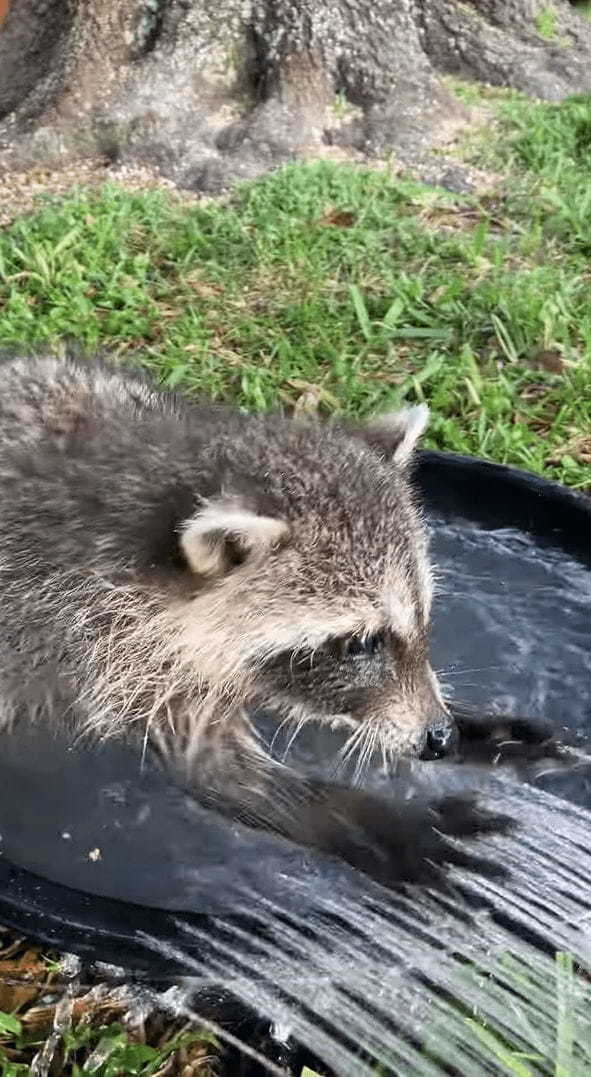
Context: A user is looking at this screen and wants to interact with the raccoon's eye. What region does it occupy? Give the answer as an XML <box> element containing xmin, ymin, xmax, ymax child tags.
<box><xmin>342</xmin><ymin>632</ymin><xmax>385</xmax><ymax>659</ymax></box>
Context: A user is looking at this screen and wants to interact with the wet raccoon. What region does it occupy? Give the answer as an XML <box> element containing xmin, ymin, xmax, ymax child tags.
<box><xmin>0</xmin><ymin>356</ymin><xmax>511</xmax><ymax>888</ymax></box>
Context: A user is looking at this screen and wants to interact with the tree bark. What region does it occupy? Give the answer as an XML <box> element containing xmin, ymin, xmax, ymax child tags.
<box><xmin>1</xmin><ymin>0</ymin><xmax>590</xmax><ymax>192</ymax></box>
<box><xmin>422</xmin><ymin>0</ymin><xmax>591</xmax><ymax>100</ymax></box>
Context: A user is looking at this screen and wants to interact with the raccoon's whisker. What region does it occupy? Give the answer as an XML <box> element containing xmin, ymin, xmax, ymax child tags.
<box><xmin>339</xmin><ymin>724</ymin><xmax>363</xmax><ymax>762</ymax></box>
<box><xmin>242</xmin><ymin>708</ymin><xmax>265</xmax><ymax>743</ymax></box>
<box><xmin>340</xmin><ymin>723</ymin><xmax>369</xmax><ymax>767</ymax></box>
<box><xmin>268</xmin><ymin>711</ymin><xmax>299</xmax><ymax>755</ymax></box>
<box><xmin>281</xmin><ymin>713</ymin><xmax>309</xmax><ymax>762</ymax></box>
<box><xmin>350</xmin><ymin>735</ymin><xmax>368</xmax><ymax>783</ymax></box>
<box><xmin>442</xmin><ymin>681</ymin><xmax>479</xmax><ymax>692</ymax></box>
<box><xmin>351</xmin><ymin>725</ymin><xmax>378</xmax><ymax>784</ymax></box>
<box><xmin>435</xmin><ymin>666</ymin><xmax>504</xmax><ymax>678</ymax></box>
<box><xmin>308</xmin><ymin>645</ymin><xmax>321</xmax><ymax>670</ymax></box>
<box><xmin>140</xmin><ymin>714</ymin><xmax>156</xmax><ymax>770</ymax></box>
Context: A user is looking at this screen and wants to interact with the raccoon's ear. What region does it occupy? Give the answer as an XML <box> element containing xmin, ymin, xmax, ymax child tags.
<box><xmin>180</xmin><ymin>499</ymin><xmax>289</xmax><ymax>577</ymax></box>
<box><xmin>358</xmin><ymin>404</ymin><xmax>429</xmax><ymax>465</ymax></box>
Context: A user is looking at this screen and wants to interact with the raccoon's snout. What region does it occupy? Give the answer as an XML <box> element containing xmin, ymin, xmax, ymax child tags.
<box><xmin>419</xmin><ymin>717</ymin><xmax>459</xmax><ymax>761</ymax></box>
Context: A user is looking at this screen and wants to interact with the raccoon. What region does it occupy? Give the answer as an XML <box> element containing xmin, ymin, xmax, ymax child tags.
<box><xmin>0</xmin><ymin>355</ymin><xmax>511</xmax><ymax>888</ymax></box>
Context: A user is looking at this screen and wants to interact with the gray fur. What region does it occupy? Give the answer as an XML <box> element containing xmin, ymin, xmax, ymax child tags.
<box><xmin>0</xmin><ymin>356</ymin><xmax>509</xmax><ymax>887</ymax></box>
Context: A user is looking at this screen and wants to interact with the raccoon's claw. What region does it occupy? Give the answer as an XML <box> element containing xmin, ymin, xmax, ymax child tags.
<box><xmin>451</xmin><ymin>704</ymin><xmax>561</xmax><ymax>766</ymax></box>
<box><xmin>394</xmin><ymin>794</ymin><xmax>512</xmax><ymax>887</ymax></box>
<box><xmin>307</xmin><ymin>785</ymin><xmax>512</xmax><ymax>890</ymax></box>
<box><xmin>433</xmin><ymin>794</ymin><xmax>514</xmax><ymax>838</ymax></box>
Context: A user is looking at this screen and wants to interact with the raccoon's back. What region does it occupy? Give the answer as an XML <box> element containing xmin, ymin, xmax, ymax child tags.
<box><xmin>0</xmin><ymin>356</ymin><xmax>204</xmax><ymax>729</ymax></box>
<box><xmin>0</xmin><ymin>356</ymin><xmax>214</xmax><ymax>576</ymax></box>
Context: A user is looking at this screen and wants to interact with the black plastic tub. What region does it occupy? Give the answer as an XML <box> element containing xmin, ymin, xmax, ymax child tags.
<box><xmin>0</xmin><ymin>450</ymin><xmax>590</xmax><ymax>1072</ymax></box>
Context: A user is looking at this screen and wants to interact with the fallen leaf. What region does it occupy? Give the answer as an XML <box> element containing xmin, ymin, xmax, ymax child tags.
<box><xmin>287</xmin><ymin>379</ymin><xmax>339</xmax><ymax>415</ymax></box>
<box><xmin>314</xmin><ymin>205</ymin><xmax>356</xmax><ymax>228</ymax></box>
<box><xmin>428</xmin><ymin>284</ymin><xmax>449</xmax><ymax>304</ymax></box>
<box><xmin>518</xmin><ymin>382</ymin><xmax>551</xmax><ymax>403</ymax></box>
<box><xmin>419</xmin><ymin>204</ymin><xmax>503</xmax><ymax>234</ymax></box>
<box><xmin>546</xmin><ymin>435</ymin><xmax>591</xmax><ymax>466</ymax></box>
<box><xmin>527</xmin><ymin>349</ymin><xmax>567</xmax><ymax>374</ymax></box>
<box><xmin>185</xmin><ymin>277</ymin><xmax>224</xmax><ymax>300</ymax></box>
<box><xmin>0</xmin><ymin>947</ymin><xmax>48</xmax><ymax>1013</ymax></box>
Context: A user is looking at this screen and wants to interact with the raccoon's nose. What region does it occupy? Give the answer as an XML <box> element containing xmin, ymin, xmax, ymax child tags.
<box><xmin>420</xmin><ymin>719</ymin><xmax>459</xmax><ymax>760</ymax></box>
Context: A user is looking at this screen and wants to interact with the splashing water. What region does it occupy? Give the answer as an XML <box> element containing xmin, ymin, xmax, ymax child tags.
<box><xmin>1</xmin><ymin>518</ymin><xmax>591</xmax><ymax>1073</ymax></box>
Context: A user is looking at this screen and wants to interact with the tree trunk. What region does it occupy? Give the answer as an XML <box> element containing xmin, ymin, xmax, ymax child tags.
<box><xmin>1</xmin><ymin>0</ymin><xmax>590</xmax><ymax>193</ymax></box>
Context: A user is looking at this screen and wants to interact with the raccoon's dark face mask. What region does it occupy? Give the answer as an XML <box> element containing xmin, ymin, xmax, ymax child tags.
<box><xmin>254</xmin><ymin>624</ymin><xmax>448</xmax><ymax>760</ymax></box>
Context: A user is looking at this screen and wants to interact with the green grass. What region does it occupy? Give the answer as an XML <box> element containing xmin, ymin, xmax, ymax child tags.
<box><xmin>535</xmin><ymin>5</ymin><xmax>559</xmax><ymax>40</ymax></box>
<box><xmin>422</xmin><ymin>951</ymin><xmax>591</xmax><ymax>1077</ymax></box>
<box><xmin>1</xmin><ymin>97</ymin><xmax>591</xmax><ymax>488</ymax></box>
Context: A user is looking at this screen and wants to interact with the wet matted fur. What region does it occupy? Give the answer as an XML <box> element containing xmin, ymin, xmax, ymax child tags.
<box><xmin>0</xmin><ymin>356</ymin><xmax>512</xmax><ymax>887</ymax></box>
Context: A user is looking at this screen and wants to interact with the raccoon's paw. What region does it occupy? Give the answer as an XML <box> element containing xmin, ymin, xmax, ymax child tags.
<box><xmin>452</xmin><ymin>705</ymin><xmax>560</xmax><ymax>766</ymax></box>
<box><xmin>384</xmin><ymin>793</ymin><xmax>513</xmax><ymax>888</ymax></box>
<box><xmin>311</xmin><ymin>786</ymin><xmax>513</xmax><ymax>890</ymax></box>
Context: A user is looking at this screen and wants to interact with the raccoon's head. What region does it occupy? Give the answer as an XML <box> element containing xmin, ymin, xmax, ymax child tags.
<box><xmin>173</xmin><ymin>405</ymin><xmax>455</xmax><ymax>763</ymax></box>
